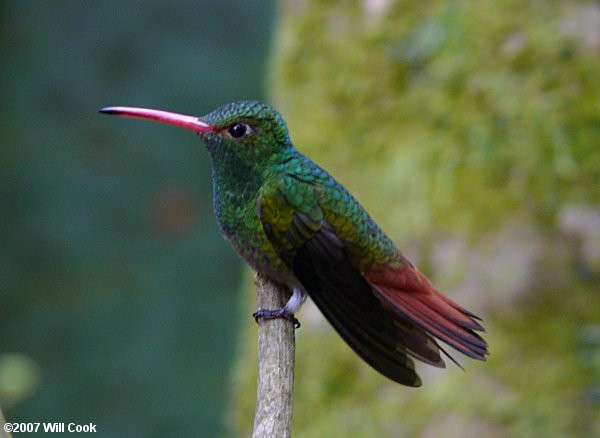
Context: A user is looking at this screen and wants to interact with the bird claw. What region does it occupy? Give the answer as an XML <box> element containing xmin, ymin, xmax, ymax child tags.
<box><xmin>253</xmin><ymin>308</ymin><xmax>301</xmax><ymax>329</ymax></box>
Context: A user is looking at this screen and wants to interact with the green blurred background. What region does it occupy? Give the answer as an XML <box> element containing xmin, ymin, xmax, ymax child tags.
<box><xmin>2</xmin><ymin>1</ymin><xmax>600</xmax><ymax>437</ymax></box>
<box><xmin>1</xmin><ymin>1</ymin><xmax>274</xmax><ymax>436</ymax></box>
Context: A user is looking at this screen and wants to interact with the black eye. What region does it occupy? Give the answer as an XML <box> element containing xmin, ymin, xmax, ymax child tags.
<box><xmin>228</xmin><ymin>123</ymin><xmax>248</xmax><ymax>139</ymax></box>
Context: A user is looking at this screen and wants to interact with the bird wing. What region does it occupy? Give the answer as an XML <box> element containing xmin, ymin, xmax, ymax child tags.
<box><xmin>257</xmin><ymin>174</ymin><xmax>450</xmax><ymax>386</ymax></box>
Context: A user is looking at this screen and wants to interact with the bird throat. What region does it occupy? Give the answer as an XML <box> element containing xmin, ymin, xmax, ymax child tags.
<box><xmin>204</xmin><ymin>139</ymin><xmax>265</xmax><ymax>242</ymax></box>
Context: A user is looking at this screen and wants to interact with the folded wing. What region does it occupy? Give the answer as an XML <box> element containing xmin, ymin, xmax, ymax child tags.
<box><xmin>257</xmin><ymin>177</ymin><xmax>481</xmax><ymax>385</ymax></box>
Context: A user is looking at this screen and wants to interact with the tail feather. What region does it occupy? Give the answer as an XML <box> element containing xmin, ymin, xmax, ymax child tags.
<box><xmin>365</xmin><ymin>264</ymin><xmax>489</xmax><ymax>362</ymax></box>
<box><xmin>420</xmin><ymin>292</ymin><xmax>486</xmax><ymax>331</ymax></box>
<box><xmin>377</xmin><ymin>288</ymin><xmax>488</xmax><ymax>360</ymax></box>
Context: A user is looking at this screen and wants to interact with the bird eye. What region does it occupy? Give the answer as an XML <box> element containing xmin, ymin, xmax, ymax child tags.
<box><xmin>227</xmin><ymin>123</ymin><xmax>249</xmax><ymax>139</ymax></box>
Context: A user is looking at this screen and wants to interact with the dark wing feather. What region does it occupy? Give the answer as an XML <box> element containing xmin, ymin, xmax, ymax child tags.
<box><xmin>258</xmin><ymin>180</ymin><xmax>446</xmax><ymax>386</ymax></box>
<box><xmin>292</xmin><ymin>222</ymin><xmax>443</xmax><ymax>386</ymax></box>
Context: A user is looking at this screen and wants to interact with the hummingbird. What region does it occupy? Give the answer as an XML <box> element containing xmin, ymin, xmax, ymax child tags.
<box><xmin>99</xmin><ymin>101</ymin><xmax>488</xmax><ymax>386</ymax></box>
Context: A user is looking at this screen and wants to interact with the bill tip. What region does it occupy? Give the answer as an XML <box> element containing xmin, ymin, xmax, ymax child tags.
<box><xmin>98</xmin><ymin>107</ymin><xmax>119</xmax><ymax>115</ymax></box>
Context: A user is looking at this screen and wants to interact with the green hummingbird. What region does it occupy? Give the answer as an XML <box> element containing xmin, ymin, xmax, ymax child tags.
<box><xmin>100</xmin><ymin>101</ymin><xmax>488</xmax><ymax>386</ymax></box>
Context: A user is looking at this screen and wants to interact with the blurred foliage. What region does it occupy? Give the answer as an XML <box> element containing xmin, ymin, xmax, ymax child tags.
<box><xmin>230</xmin><ymin>0</ymin><xmax>600</xmax><ymax>437</ymax></box>
<box><xmin>0</xmin><ymin>1</ymin><xmax>274</xmax><ymax>436</ymax></box>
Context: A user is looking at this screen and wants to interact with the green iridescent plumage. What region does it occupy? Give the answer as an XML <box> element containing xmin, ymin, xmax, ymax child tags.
<box><xmin>101</xmin><ymin>100</ymin><xmax>488</xmax><ymax>386</ymax></box>
<box><xmin>198</xmin><ymin>102</ymin><xmax>399</xmax><ymax>278</ymax></box>
<box><xmin>257</xmin><ymin>156</ymin><xmax>400</xmax><ymax>274</ymax></box>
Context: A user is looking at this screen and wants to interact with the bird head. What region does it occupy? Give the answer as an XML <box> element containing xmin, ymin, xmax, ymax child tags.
<box><xmin>99</xmin><ymin>101</ymin><xmax>294</xmax><ymax>166</ymax></box>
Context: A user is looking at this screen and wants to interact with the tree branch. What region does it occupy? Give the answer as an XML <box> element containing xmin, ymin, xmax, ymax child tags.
<box><xmin>252</xmin><ymin>273</ymin><xmax>295</xmax><ymax>438</ymax></box>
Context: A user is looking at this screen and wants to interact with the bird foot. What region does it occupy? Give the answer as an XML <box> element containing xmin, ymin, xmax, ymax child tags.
<box><xmin>253</xmin><ymin>308</ymin><xmax>301</xmax><ymax>329</ymax></box>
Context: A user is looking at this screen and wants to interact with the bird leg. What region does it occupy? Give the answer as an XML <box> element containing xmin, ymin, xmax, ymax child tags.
<box><xmin>253</xmin><ymin>286</ymin><xmax>306</xmax><ymax>329</ymax></box>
